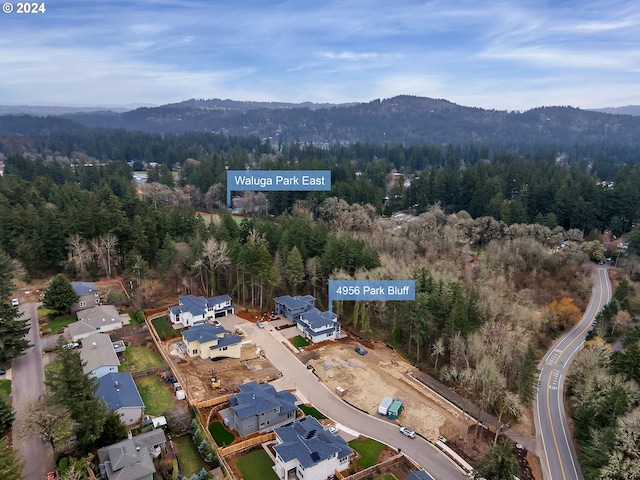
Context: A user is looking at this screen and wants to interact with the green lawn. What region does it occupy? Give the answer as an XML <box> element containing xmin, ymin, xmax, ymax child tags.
<box><xmin>298</xmin><ymin>404</ymin><xmax>327</xmax><ymax>420</ymax></box>
<box><xmin>151</xmin><ymin>316</ymin><xmax>176</xmax><ymax>339</ymax></box>
<box><xmin>46</xmin><ymin>315</ymin><xmax>76</xmax><ymax>335</ymax></box>
<box><xmin>349</xmin><ymin>438</ymin><xmax>386</xmax><ymax>468</ymax></box>
<box><xmin>291</xmin><ymin>335</ymin><xmax>310</xmax><ymax>348</ymax></box>
<box><xmin>208</xmin><ymin>421</ymin><xmax>235</xmax><ymax>447</ymax></box>
<box><xmin>174</xmin><ymin>435</ymin><xmax>208</xmax><ymax>478</ymax></box>
<box><xmin>0</xmin><ymin>380</ymin><xmax>11</xmax><ymax>395</ymax></box>
<box><xmin>119</xmin><ymin>347</ymin><xmax>163</xmax><ymax>372</ymax></box>
<box><xmin>236</xmin><ymin>449</ymin><xmax>279</xmax><ymax>480</ymax></box>
<box><xmin>135</xmin><ymin>376</ymin><xmax>174</xmax><ymax>417</ymax></box>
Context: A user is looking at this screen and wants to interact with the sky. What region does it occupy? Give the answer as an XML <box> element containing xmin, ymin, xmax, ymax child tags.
<box><xmin>0</xmin><ymin>0</ymin><xmax>638</xmax><ymax>111</ymax></box>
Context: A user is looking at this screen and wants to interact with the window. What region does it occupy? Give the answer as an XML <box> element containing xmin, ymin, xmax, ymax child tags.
<box><xmin>340</xmin><ymin>457</ymin><xmax>348</xmax><ymax>465</ymax></box>
<box><xmin>79</xmin><ymin>301</ymin><xmax>86</xmax><ymax>308</ymax></box>
<box><xmin>220</xmin><ymin>346</ymin><xmax>227</xmax><ymax>351</ymax></box>
<box><xmin>192</xmin><ymin>349</ymin><xmax>198</xmax><ymax>355</ymax></box>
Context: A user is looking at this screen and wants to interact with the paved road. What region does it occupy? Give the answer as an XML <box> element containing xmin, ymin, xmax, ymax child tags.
<box><xmin>218</xmin><ymin>315</ymin><xmax>467</xmax><ymax>480</ymax></box>
<box><xmin>534</xmin><ymin>267</ymin><xmax>612</xmax><ymax>480</ymax></box>
<box><xmin>11</xmin><ymin>302</ymin><xmax>54</xmax><ymax>480</ymax></box>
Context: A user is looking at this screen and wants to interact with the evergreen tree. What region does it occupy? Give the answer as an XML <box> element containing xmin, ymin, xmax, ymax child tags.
<box><xmin>0</xmin><ymin>435</ymin><xmax>24</xmax><ymax>480</ymax></box>
<box><xmin>0</xmin><ymin>302</ymin><xmax>31</xmax><ymax>364</ymax></box>
<box><xmin>474</xmin><ymin>439</ymin><xmax>520</xmax><ymax>480</ymax></box>
<box><xmin>0</xmin><ymin>394</ymin><xmax>15</xmax><ymax>433</ymax></box>
<box><xmin>45</xmin><ymin>338</ymin><xmax>108</xmax><ymax>450</ymax></box>
<box><xmin>284</xmin><ymin>246</ymin><xmax>305</xmax><ymax>295</ymax></box>
<box><xmin>43</xmin><ymin>274</ymin><xmax>79</xmax><ymax>315</ymax></box>
<box><xmin>97</xmin><ymin>410</ymin><xmax>128</xmax><ymax>447</ymax></box>
<box><xmin>517</xmin><ymin>343</ymin><xmax>540</xmax><ymax>403</ymax></box>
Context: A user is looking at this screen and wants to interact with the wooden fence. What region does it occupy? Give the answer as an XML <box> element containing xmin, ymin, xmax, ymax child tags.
<box><xmin>217</xmin><ymin>432</ymin><xmax>276</xmax><ymax>457</ymax></box>
<box><xmin>338</xmin><ymin>454</ymin><xmax>406</xmax><ymax>480</ymax></box>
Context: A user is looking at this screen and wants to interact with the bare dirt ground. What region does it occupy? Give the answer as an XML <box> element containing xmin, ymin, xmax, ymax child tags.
<box><xmin>307</xmin><ymin>340</ymin><xmax>471</xmax><ymax>442</ymax></box>
<box><xmin>165</xmin><ymin>338</ymin><xmax>281</xmax><ymax>402</ymax></box>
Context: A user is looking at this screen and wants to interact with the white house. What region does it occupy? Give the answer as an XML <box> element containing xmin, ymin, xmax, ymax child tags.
<box><xmin>274</xmin><ymin>295</ymin><xmax>340</xmax><ymax>344</ymax></box>
<box><xmin>168</xmin><ymin>295</ymin><xmax>234</xmax><ymax>328</ymax></box>
<box><xmin>80</xmin><ymin>333</ymin><xmax>120</xmax><ymax>378</ymax></box>
<box><xmin>68</xmin><ymin>305</ymin><xmax>123</xmax><ymax>341</ymax></box>
<box><xmin>273</xmin><ymin>416</ymin><xmax>353</xmax><ymax>480</ymax></box>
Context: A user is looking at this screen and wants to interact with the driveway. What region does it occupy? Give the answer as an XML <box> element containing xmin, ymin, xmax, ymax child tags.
<box><xmin>217</xmin><ymin>315</ymin><xmax>467</xmax><ymax>480</ymax></box>
<box><xmin>11</xmin><ymin>302</ymin><xmax>55</xmax><ymax>480</ymax></box>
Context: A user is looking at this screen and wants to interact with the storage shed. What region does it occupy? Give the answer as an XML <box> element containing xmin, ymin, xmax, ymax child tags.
<box><xmin>388</xmin><ymin>399</ymin><xmax>404</xmax><ymax>419</ymax></box>
<box><xmin>378</xmin><ymin>397</ymin><xmax>393</xmax><ymax>415</ymax></box>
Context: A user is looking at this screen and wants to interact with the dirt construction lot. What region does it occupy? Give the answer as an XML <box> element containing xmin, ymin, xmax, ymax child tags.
<box><xmin>308</xmin><ymin>341</ymin><xmax>471</xmax><ymax>442</ymax></box>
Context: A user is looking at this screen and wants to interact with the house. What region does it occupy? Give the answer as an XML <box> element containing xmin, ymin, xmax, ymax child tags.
<box><xmin>96</xmin><ymin>372</ymin><xmax>145</xmax><ymax>426</ymax></box>
<box><xmin>227</xmin><ymin>381</ymin><xmax>297</xmax><ymax>437</ymax></box>
<box><xmin>273</xmin><ymin>416</ymin><xmax>353</xmax><ymax>480</ymax></box>
<box><xmin>68</xmin><ymin>305</ymin><xmax>123</xmax><ymax>341</ymax></box>
<box><xmin>80</xmin><ymin>333</ymin><xmax>120</xmax><ymax>378</ymax></box>
<box><xmin>406</xmin><ymin>471</ymin><xmax>434</xmax><ymax>480</ymax></box>
<box><xmin>274</xmin><ymin>295</ymin><xmax>341</xmax><ymax>343</ymax></box>
<box><xmin>70</xmin><ymin>281</ymin><xmax>100</xmax><ymax>314</ymax></box>
<box><xmin>181</xmin><ymin>323</ymin><xmax>242</xmax><ymax>360</ymax></box>
<box><xmin>98</xmin><ymin>429</ymin><xmax>166</xmax><ymax>480</ymax></box>
<box><xmin>168</xmin><ymin>294</ymin><xmax>234</xmax><ymax>327</ymax></box>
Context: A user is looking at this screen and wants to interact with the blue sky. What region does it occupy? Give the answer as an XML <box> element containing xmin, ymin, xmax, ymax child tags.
<box><xmin>0</xmin><ymin>0</ymin><xmax>638</xmax><ymax>110</ymax></box>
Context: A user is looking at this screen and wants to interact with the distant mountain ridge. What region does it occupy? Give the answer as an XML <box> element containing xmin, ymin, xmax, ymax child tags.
<box><xmin>592</xmin><ymin>106</ymin><xmax>640</xmax><ymax>116</ymax></box>
<box><xmin>2</xmin><ymin>96</ymin><xmax>639</xmax><ymax>147</ymax></box>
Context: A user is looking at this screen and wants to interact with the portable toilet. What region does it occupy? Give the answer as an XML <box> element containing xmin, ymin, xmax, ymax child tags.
<box><xmin>378</xmin><ymin>397</ymin><xmax>393</xmax><ymax>415</ymax></box>
<box><xmin>388</xmin><ymin>399</ymin><xmax>404</xmax><ymax>419</ymax></box>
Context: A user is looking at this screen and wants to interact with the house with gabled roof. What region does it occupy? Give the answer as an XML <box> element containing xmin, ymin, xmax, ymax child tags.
<box><xmin>80</xmin><ymin>333</ymin><xmax>120</xmax><ymax>378</ymax></box>
<box><xmin>181</xmin><ymin>323</ymin><xmax>242</xmax><ymax>360</ymax></box>
<box><xmin>97</xmin><ymin>429</ymin><xmax>166</xmax><ymax>480</ymax></box>
<box><xmin>68</xmin><ymin>305</ymin><xmax>123</xmax><ymax>341</ymax></box>
<box><xmin>274</xmin><ymin>295</ymin><xmax>341</xmax><ymax>343</ymax></box>
<box><xmin>70</xmin><ymin>281</ymin><xmax>101</xmax><ymax>314</ymax></box>
<box><xmin>273</xmin><ymin>416</ymin><xmax>353</xmax><ymax>480</ymax></box>
<box><xmin>168</xmin><ymin>294</ymin><xmax>234</xmax><ymax>327</ymax></box>
<box><xmin>227</xmin><ymin>381</ymin><xmax>297</xmax><ymax>437</ymax></box>
<box><xmin>96</xmin><ymin>372</ymin><xmax>145</xmax><ymax>426</ymax></box>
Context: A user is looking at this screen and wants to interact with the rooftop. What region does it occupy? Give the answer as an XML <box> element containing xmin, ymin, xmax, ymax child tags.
<box><xmin>80</xmin><ymin>333</ymin><xmax>120</xmax><ymax>375</ymax></box>
<box><xmin>229</xmin><ymin>381</ymin><xmax>297</xmax><ymax>420</ymax></box>
<box><xmin>96</xmin><ymin>372</ymin><xmax>144</xmax><ymax>412</ymax></box>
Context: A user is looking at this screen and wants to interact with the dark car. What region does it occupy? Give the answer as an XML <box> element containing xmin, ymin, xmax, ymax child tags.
<box><xmin>0</xmin><ymin>369</ymin><xmax>6</xmax><ymax>376</ymax></box>
<box><xmin>355</xmin><ymin>347</ymin><xmax>367</xmax><ymax>355</ymax></box>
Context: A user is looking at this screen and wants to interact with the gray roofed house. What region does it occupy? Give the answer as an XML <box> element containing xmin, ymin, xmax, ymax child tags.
<box><xmin>274</xmin><ymin>295</ymin><xmax>341</xmax><ymax>344</ymax></box>
<box><xmin>227</xmin><ymin>381</ymin><xmax>297</xmax><ymax>437</ymax></box>
<box><xmin>406</xmin><ymin>471</ymin><xmax>435</xmax><ymax>480</ymax></box>
<box><xmin>96</xmin><ymin>372</ymin><xmax>144</xmax><ymax>426</ymax></box>
<box><xmin>168</xmin><ymin>294</ymin><xmax>234</xmax><ymax>328</ymax></box>
<box><xmin>181</xmin><ymin>323</ymin><xmax>242</xmax><ymax>360</ymax></box>
<box><xmin>98</xmin><ymin>429</ymin><xmax>166</xmax><ymax>480</ymax></box>
<box><xmin>80</xmin><ymin>333</ymin><xmax>120</xmax><ymax>378</ymax></box>
<box><xmin>273</xmin><ymin>416</ymin><xmax>353</xmax><ymax>480</ymax></box>
<box><xmin>70</xmin><ymin>281</ymin><xmax>101</xmax><ymax>314</ymax></box>
<box><xmin>68</xmin><ymin>305</ymin><xmax>123</xmax><ymax>341</ymax></box>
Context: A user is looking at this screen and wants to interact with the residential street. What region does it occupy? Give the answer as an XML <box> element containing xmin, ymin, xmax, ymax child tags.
<box><xmin>11</xmin><ymin>302</ymin><xmax>54</xmax><ymax>480</ymax></box>
<box><xmin>217</xmin><ymin>315</ymin><xmax>468</xmax><ymax>480</ymax></box>
<box><xmin>534</xmin><ymin>266</ymin><xmax>612</xmax><ymax>480</ymax></box>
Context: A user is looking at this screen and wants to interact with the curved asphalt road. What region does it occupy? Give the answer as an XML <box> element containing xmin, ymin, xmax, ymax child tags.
<box><xmin>534</xmin><ymin>267</ymin><xmax>611</xmax><ymax>480</ymax></box>
<box><xmin>218</xmin><ymin>315</ymin><xmax>467</xmax><ymax>480</ymax></box>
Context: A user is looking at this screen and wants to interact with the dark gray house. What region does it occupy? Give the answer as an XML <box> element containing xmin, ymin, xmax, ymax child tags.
<box><xmin>98</xmin><ymin>429</ymin><xmax>166</xmax><ymax>480</ymax></box>
<box><xmin>228</xmin><ymin>381</ymin><xmax>297</xmax><ymax>437</ymax></box>
<box><xmin>70</xmin><ymin>281</ymin><xmax>100</xmax><ymax>314</ymax></box>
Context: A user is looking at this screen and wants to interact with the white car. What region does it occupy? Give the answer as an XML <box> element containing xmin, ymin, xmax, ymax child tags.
<box><xmin>399</xmin><ymin>426</ymin><xmax>416</xmax><ymax>438</ymax></box>
<box><xmin>11</xmin><ymin>298</ymin><xmax>19</xmax><ymax>307</ymax></box>
<box><xmin>328</xmin><ymin>425</ymin><xmax>339</xmax><ymax>434</ymax></box>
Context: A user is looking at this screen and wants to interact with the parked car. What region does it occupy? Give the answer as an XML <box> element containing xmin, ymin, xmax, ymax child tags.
<box><xmin>11</xmin><ymin>298</ymin><xmax>19</xmax><ymax>307</ymax></box>
<box><xmin>399</xmin><ymin>426</ymin><xmax>416</xmax><ymax>438</ymax></box>
<box><xmin>257</xmin><ymin>321</ymin><xmax>264</xmax><ymax>328</ymax></box>
<box><xmin>46</xmin><ymin>472</ymin><xmax>56</xmax><ymax>480</ymax></box>
<box><xmin>354</xmin><ymin>346</ymin><xmax>367</xmax><ymax>355</ymax></box>
<box><xmin>0</xmin><ymin>369</ymin><xmax>6</xmax><ymax>375</ymax></box>
<box><xmin>328</xmin><ymin>425</ymin><xmax>339</xmax><ymax>434</ymax></box>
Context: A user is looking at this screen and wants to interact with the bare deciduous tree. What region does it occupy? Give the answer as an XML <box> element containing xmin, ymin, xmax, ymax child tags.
<box><xmin>68</xmin><ymin>234</ymin><xmax>90</xmax><ymax>279</ymax></box>
<box><xmin>18</xmin><ymin>399</ymin><xmax>74</xmax><ymax>452</ymax></box>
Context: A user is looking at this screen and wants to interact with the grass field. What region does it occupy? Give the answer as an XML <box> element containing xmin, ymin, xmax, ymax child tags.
<box><xmin>208</xmin><ymin>421</ymin><xmax>235</xmax><ymax>447</ymax></box>
<box><xmin>46</xmin><ymin>315</ymin><xmax>76</xmax><ymax>334</ymax></box>
<box><xmin>174</xmin><ymin>435</ymin><xmax>208</xmax><ymax>477</ymax></box>
<box><xmin>135</xmin><ymin>376</ymin><xmax>174</xmax><ymax>416</ymax></box>
<box><xmin>151</xmin><ymin>316</ymin><xmax>176</xmax><ymax>339</ymax></box>
<box><xmin>349</xmin><ymin>438</ymin><xmax>386</xmax><ymax>468</ymax></box>
<box><xmin>236</xmin><ymin>449</ymin><xmax>279</xmax><ymax>480</ymax></box>
<box><xmin>0</xmin><ymin>380</ymin><xmax>11</xmax><ymax>395</ymax></box>
<box><xmin>298</xmin><ymin>404</ymin><xmax>327</xmax><ymax>420</ymax></box>
<box><xmin>119</xmin><ymin>347</ymin><xmax>163</xmax><ymax>372</ymax></box>
<box><xmin>291</xmin><ymin>335</ymin><xmax>310</xmax><ymax>348</ymax></box>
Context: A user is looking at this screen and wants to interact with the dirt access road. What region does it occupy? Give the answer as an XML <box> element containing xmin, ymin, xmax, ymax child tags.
<box><xmin>306</xmin><ymin>341</ymin><xmax>469</xmax><ymax>442</ymax></box>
